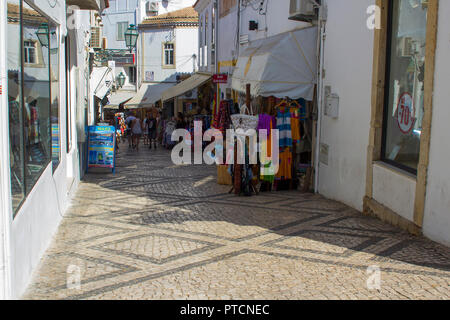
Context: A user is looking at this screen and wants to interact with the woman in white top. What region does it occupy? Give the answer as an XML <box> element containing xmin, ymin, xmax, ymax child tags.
<box><xmin>130</xmin><ymin>112</ymin><xmax>143</xmax><ymax>151</ymax></box>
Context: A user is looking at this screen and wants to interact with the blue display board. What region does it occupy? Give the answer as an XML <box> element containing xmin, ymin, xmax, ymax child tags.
<box><xmin>87</xmin><ymin>126</ymin><xmax>116</xmax><ymax>173</ymax></box>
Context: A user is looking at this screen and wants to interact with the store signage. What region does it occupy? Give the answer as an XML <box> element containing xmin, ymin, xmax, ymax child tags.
<box><xmin>397</xmin><ymin>92</ymin><xmax>415</xmax><ymax>134</ymax></box>
<box><xmin>87</xmin><ymin>126</ymin><xmax>116</xmax><ymax>173</ymax></box>
<box><xmin>213</xmin><ymin>74</ymin><xmax>228</xmax><ymax>84</ymax></box>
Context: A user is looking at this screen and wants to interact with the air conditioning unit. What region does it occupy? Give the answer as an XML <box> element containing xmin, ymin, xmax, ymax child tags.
<box><xmin>289</xmin><ymin>0</ymin><xmax>318</xmax><ymax>22</ymax></box>
<box><xmin>146</xmin><ymin>1</ymin><xmax>159</xmax><ymax>15</ymax></box>
<box><xmin>90</xmin><ymin>27</ymin><xmax>101</xmax><ymax>49</ymax></box>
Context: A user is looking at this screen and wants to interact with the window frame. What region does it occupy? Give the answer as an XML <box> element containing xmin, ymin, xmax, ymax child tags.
<box><xmin>380</xmin><ymin>0</ymin><xmax>426</xmax><ymax>176</ymax></box>
<box><xmin>116</xmin><ymin>21</ymin><xmax>128</xmax><ymax>41</ymax></box>
<box><xmin>8</xmin><ymin>0</ymin><xmax>57</xmax><ymax>216</ymax></box>
<box><xmin>162</xmin><ymin>42</ymin><xmax>175</xmax><ymax>68</ymax></box>
<box><xmin>24</xmin><ymin>40</ymin><xmax>37</xmax><ymax>64</ymax></box>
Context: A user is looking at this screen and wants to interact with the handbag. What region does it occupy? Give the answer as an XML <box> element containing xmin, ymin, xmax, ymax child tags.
<box><xmin>231</xmin><ymin>104</ymin><xmax>258</xmax><ymax>135</ymax></box>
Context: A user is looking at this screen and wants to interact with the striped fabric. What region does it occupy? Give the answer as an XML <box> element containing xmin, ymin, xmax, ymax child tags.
<box><xmin>277</xmin><ymin>110</ymin><xmax>292</xmax><ymax>148</ymax></box>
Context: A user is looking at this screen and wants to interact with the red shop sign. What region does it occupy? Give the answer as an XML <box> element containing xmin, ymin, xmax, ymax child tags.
<box><xmin>397</xmin><ymin>92</ymin><xmax>416</xmax><ymax>134</ymax></box>
<box><xmin>213</xmin><ymin>74</ymin><xmax>228</xmax><ymax>84</ymax></box>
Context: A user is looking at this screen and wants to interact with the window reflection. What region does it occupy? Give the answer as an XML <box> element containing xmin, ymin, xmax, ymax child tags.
<box><xmin>382</xmin><ymin>0</ymin><xmax>428</xmax><ymax>173</ymax></box>
<box><xmin>50</xmin><ymin>24</ymin><xmax>60</xmax><ymax>169</ymax></box>
<box><xmin>7</xmin><ymin>0</ymin><xmax>25</xmax><ymax>212</ymax></box>
<box><xmin>22</xmin><ymin>1</ymin><xmax>51</xmax><ymax>192</ymax></box>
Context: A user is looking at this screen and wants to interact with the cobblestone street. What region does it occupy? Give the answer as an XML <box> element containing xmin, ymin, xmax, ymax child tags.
<box><xmin>23</xmin><ymin>144</ymin><xmax>450</xmax><ymax>300</ymax></box>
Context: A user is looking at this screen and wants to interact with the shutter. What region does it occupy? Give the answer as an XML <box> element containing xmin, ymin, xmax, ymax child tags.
<box><xmin>90</xmin><ymin>27</ymin><xmax>101</xmax><ymax>48</ymax></box>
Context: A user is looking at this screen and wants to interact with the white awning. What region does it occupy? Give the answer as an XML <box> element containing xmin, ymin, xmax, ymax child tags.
<box><xmin>90</xmin><ymin>67</ymin><xmax>114</xmax><ymax>99</ymax></box>
<box><xmin>125</xmin><ymin>83</ymin><xmax>176</xmax><ymax>109</ymax></box>
<box><xmin>161</xmin><ymin>73</ymin><xmax>211</xmax><ymax>102</ymax></box>
<box><xmin>231</xmin><ymin>26</ymin><xmax>318</xmax><ymax>101</ymax></box>
<box><xmin>106</xmin><ymin>91</ymin><xmax>135</xmax><ymax>107</ymax></box>
<box><xmin>66</xmin><ymin>0</ymin><xmax>108</xmax><ymax>11</ymax></box>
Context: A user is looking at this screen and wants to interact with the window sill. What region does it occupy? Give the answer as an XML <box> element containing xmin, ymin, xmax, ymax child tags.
<box><xmin>373</xmin><ymin>161</ymin><xmax>417</xmax><ymax>181</ymax></box>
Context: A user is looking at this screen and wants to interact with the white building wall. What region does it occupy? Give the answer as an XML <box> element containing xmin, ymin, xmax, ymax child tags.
<box><xmin>1</xmin><ymin>1</ymin><xmax>94</xmax><ymax>298</ymax></box>
<box><xmin>141</xmin><ymin>26</ymin><xmax>198</xmax><ymax>83</ymax></box>
<box><xmin>175</xmin><ymin>27</ymin><xmax>198</xmax><ymax>74</ymax></box>
<box><xmin>217</xmin><ymin>3</ymin><xmax>238</xmax><ymax>93</ymax></box>
<box><xmin>423</xmin><ymin>0</ymin><xmax>450</xmax><ymax>247</ymax></box>
<box><xmin>239</xmin><ymin>0</ymin><xmax>309</xmax><ymax>43</ymax></box>
<box><xmin>318</xmin><ymin>0</ymin><xmax>374</xmax><ymax>211</ymax></box>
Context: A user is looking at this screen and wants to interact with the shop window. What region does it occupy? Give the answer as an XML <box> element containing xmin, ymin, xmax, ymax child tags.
<box><xmin>163</xmin><ymin>43</ymin><xmax>175</xmax><ymax>67</ymax></box>
<box><xmin>117</xmin><ymin>21</ymin><xmax>128</xmax><ymax>41</ymax></box>
<box><xmin>381</xmin><ymin>0</ymin><xmax>428</xmax><ymax>174</ymax></box>
<box><xmin>7</xmin><ymin>0</ymin><xmax>56</xmax><ymax>215</ymax></box>
<box><xmin>7</xmin><ymin>0</ymin><xmax>25</xmax><ymax>213</ymax></box>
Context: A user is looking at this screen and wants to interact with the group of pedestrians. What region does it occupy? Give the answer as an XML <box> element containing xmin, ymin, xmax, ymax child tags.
<box><xmin>124</xmin><ymin>111</ymin><xmax>158</xmax><ymax>152</ymax></box>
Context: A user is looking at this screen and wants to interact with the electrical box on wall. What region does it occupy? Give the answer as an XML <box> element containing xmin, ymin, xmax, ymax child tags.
<box><xmin>324</xmin><ymin>86</ymin><xmax>339</xmax><ymax>119</ymax></box>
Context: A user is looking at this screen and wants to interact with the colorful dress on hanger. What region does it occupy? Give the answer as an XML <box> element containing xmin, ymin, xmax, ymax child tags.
<box><xmin>277</xmin><ymin>109</ymin><xmax>292</xmax><ymax>148</ymax></box>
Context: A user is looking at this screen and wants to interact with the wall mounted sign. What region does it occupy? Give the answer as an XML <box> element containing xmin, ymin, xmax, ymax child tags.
<box><xmin>397</xmin><ymin>92</ymin><xmax>415</xmax><ymax>134</ymax></box>
<box><xmin>213</xmin><ymin>74</ymin><xmax>228</xmax><ymax>84</ymax></box>
<box><xmin>87</xmin><ymin>126</ymin><xmax>116</xmax><ymax>173</ymax></box>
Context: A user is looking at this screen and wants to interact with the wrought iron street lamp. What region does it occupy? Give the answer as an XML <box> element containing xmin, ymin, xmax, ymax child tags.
<box><xmin>36</xmin><ymin>23</ymin><xmax>49</xmax><ymax>47</ymax></box>
<box><xmin>117</xmin><ymin>72</ymin><xmax>126</xmax><ymax>88</ymax></box>
<box><xmin>124</xmin><ymin>24</ymin><xmax>139</xmax><ymax>53</ymax></box>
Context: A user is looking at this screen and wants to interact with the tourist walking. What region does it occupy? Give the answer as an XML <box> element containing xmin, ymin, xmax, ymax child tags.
<box><xmin>130</xmin><ymin>112</ymin><xmax>143</xmax><ymax>151</ymax></box>
<box><xmin>146</xmin><ymin>113</ymin><xmax>157</xmax><ymax>149</ymax></box>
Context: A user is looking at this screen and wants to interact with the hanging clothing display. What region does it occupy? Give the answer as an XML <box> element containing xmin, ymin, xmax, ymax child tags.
<box><xmin>276</xmin><ymin>109</ymin><xmax>292</xmax><ymax>148</ymax></box>
<box><xmin>276</xmin><ymin>149</ymin><xmax>293</xmax><ymax>180</ymax></box>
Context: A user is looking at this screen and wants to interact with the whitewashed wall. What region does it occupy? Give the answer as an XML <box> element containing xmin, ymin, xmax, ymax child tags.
<box><xmin>141</xmin><ymin>27</ymin><xmax>198</xmax><ymax>83</ymax></box>
<box><xmin>318</xmin><ymin>0</ymin><xmax>374</xmax><ymax>211</ymax></box>
<box><xmin>423</xmin><ymin>0</ymin><xmax>450</xmax><ymax>246</ymax></box>
<box><xmin>1</xmin><ymin>1</ymin><xmax>93</xmax><ymax>298</ymax></box>
<box><xmin>239</xmin><ymin>0</ymin><xmax>309</xmax><ymax>43</ymax></box>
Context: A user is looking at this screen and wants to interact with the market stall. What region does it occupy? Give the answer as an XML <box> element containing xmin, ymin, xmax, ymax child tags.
<box><xmin>215</xmin><ymin>26</ymin><xmax>318</xmax><ymax>194</ymax></box>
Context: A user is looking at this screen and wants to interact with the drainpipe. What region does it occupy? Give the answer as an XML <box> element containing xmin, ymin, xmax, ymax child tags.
<box><xmin>215</xmin><ymin>0</ymin><xmax>219</xmax><ymax>106</ymax></box>
<box><xmin>0</xmin><ymin>0</ymin><xmax>12</xmax><ymax>299</ymax></box>
<box><xmin>314</xmin><ymin>3</ymin><xmax>326</xmax><ymax>193</ymax></box>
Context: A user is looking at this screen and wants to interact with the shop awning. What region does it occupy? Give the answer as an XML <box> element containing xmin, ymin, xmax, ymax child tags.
<box><xmin>125</xmin><ymin>83</ymin><xmax>176</xmax><ymax>109</ymax></box>
<box><xmin>105</xmin><ymin>91</ymin><xmax>135</xmax><ymax>108</ymax></box>
<box><xmin>90</xmin><ymin>67</ymin><xmax>114</xmax><ymax>100</ymax></box>
<box><xmin>231</xmin><ymin>26</ymin><xmax>318</xmax><ymax>101</ymax></box>
<box><xmin>161</xmin><ymin>73</ymin><xmax>211</xmax><ymax>102</ymax></box>
<box><xmin>66</xmin><ymin>0</ymin><xmax>108</xmax><ymax>11</ymax></box>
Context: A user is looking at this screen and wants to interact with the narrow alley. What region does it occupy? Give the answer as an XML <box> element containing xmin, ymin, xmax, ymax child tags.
<box><xmin>23</xmin><ymin>146</ymin><xmax>450</xmax><ymax>300</ymax></box>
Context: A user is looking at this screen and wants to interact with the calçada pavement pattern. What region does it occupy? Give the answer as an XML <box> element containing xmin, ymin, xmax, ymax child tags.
<box><xmin>23</xmin><ymin>144</ymin><xmax>450</xmax><ymax>300</ymax></box>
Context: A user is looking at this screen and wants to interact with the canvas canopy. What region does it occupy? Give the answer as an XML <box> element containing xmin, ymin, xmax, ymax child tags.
<box><xmin>125</xmin><ymin>83</ymin><xmax>176</xmax><ymax>109</ymax></box>
<box><xmin>90</xmin><ymin>67</ymin><xmax>114</xmax><ymax>99</ymax></box>
<box><xmin>231</xmin><ymin>26</ymin><xmax>318</xmax><ymax>101</ymax></box>
<box><xmin>161</xmin><ymin>73</ymin><xmax>211</xmax><ymax>102</ymax></box>
<box><xmin>104</xmin><ymin>91</ymin><xmax>135</xmax><ymax>109</ymax></box>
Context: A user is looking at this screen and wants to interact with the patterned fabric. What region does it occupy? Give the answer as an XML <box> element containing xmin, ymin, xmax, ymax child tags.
<box><xmin>213</xmin><ymin>100</ymin><xmax>231</xmax><ymax>135</ymax></box>
<box><xmin>277</xmin><ymin>110</ymin><xmax>292</xmax><ymax>148</ymax></box>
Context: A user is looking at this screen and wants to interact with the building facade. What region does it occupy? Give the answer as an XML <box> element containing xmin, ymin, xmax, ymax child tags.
<box><xmin>195</xmin><ymin>0</ymin><xmax>449</xmax><ymax>247</ymax></box>
<box><xmin>317</xmin><ymin>0</ymin><xmax>449</xmax><ymax>246</ymax></box>
<box><xmin>0</xmin><ymin>0</ymin><xmax>107</xmax><ymax>299</ymax></box>
<box><xmin>124</xmin><ymin>2</ymin><xmax>198</xmax><ymax>114</ymax></box>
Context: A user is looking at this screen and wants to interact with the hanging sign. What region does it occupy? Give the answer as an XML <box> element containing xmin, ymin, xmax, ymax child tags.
<box><xmin>397</xmin><ymin>92</ymin><xmax>415</xmax><ymax>134</ymax></box>
<box><xmin>87</xmin><ymin>126</ymin><xmax>116</xmax><ymax>173</ymax></box>
<box><xmin>213</xmin><ymin>74</ymin><xmax>228</xmax><ymax>84</ymax></box>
